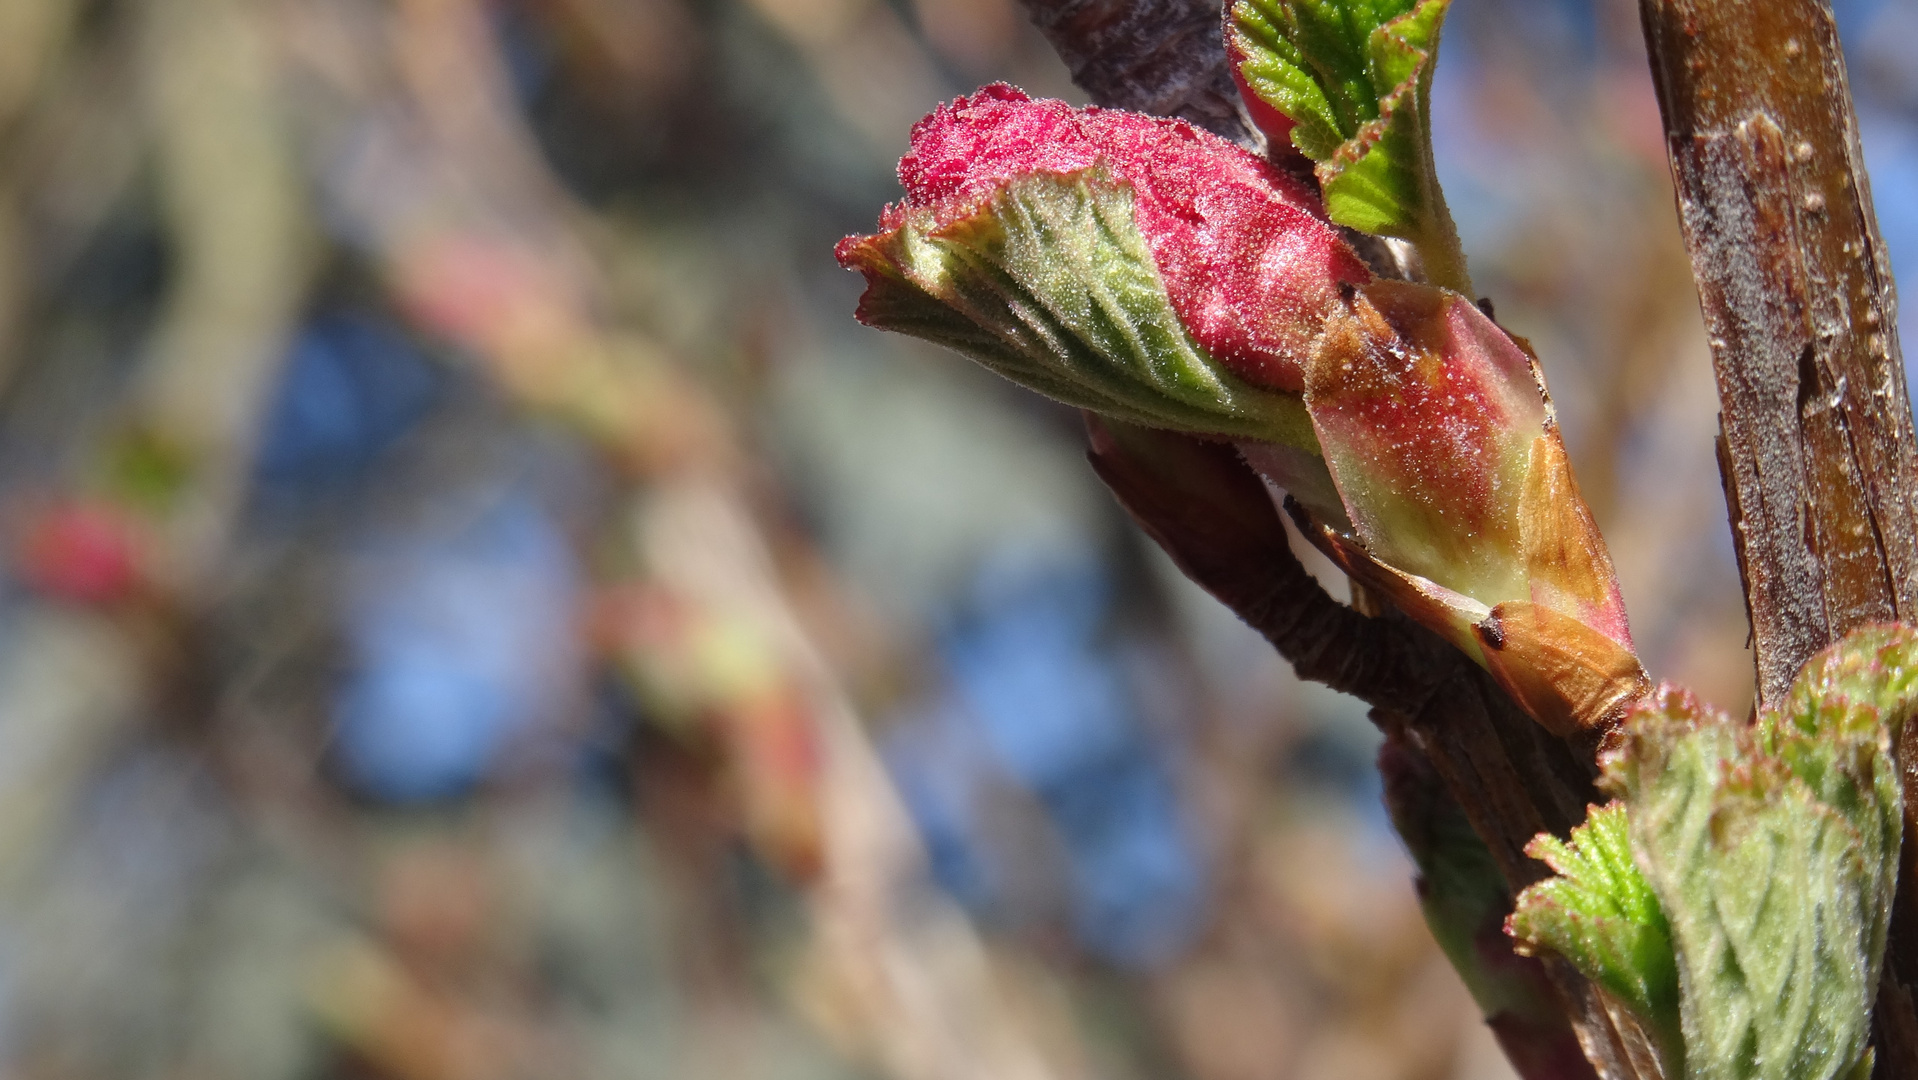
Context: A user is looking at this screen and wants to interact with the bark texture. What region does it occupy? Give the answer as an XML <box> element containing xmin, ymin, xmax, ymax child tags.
<box><xmin>1641</xmin><ymin>0</ymin><xmax>1918</xmax><ymax>704</ymax></box>
<box><xmin>1637</xmin><ymin>0</ymin><xmax>1918</xmax><ymax>1074</ymax></box>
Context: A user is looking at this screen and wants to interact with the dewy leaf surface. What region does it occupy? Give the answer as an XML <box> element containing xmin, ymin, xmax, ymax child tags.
<box><xmin>1227</xmin><ymin>0</ymin><xmax>1467</xmax><ymax>291</ymax></box>
<box><xmin>1508</xmin><ymin>802</ymin><xmax>1680</xmax><ymax>1069</ymax></box>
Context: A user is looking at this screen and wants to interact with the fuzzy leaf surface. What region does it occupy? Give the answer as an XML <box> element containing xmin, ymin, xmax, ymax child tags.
<box><xmin>842</xmin><ymin>170</ymin><xmax>1319</xmax><ymax>447</ymax></box>
<box><xmin>1605</xmin><ymin>644</ymin><xmax>1917</xmax><ymax>1080</ymax></box>
<box><xmin>1508</xmin><ymin>802</ymin><xmax>1679</xmax><ymax>1063</ymax></box>
<box><xmin>1761</xmin><ymin>625</ymin><xmax>1918</xmax><ymax>1001</ymax></box>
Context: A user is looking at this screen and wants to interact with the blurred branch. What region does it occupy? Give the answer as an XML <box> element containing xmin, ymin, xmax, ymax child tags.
<box><xmin>136</xmin><ymin>0</ymin><xmax>312</xmax><ymax>580</ymax></box>
<box><xmin>289</xmin><ymin>2</ymin><xmax>1088</xmax><ymax>1075</ymax></box>
<box><xmin>1637</xmin><ymin>0</ymin><xmax>1918</xmax><ymax>1071</ymax></box>
<box><xmin>0</xmin><ymin>0</ymin><xmax>78</xmax><ymax>135</ymax></box>
<box><xmin>1016</xmin><ymin>0</ymin><xmax>1250</xmax><ymax>140</ymax></box>
<box><xmin>0</xmin><ymin>0</ymin><xmax>124</xmax><ymax>398</ymax></box>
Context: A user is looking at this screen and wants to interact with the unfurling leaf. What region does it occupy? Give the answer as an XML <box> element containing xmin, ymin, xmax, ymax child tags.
<box><xmin>841</xmin><ymin>170</ymin><xmax>1319</xmax><ymax>448</ymax></box>
<box><xmin>839</xmin><ymin>85</ymin><xmax>1643</xmax><ymax>733</ymax></box>
<box><xmin>1507</xmin><ymin>803</ymin><xmax>1680</xmax><ymax>1072</ymax></box>
<box><xmin>1226</xmin><ymin>0</ymin><xmax>1467</xmax><ymax>291</ymax></box>
<box><xmin>1598</xmin><ymin>628</ymin><xmax>1918</xmax><ymax>1080</ymax></box>
<box><xmin>839</xmin><ymin>84</ymin><xmax>1372</xmax><ymax>398</ymax></box>
<box><xmin>1761</xmin><ymin>625</ymin><xmax>1918</xmax><ymax>999</ymax></box>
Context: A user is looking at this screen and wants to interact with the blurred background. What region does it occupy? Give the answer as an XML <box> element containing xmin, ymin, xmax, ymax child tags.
<box><xmin>0</xmin><ymin>0</ymin><xmax>1910</xmax><ymax>1077</ymax></box>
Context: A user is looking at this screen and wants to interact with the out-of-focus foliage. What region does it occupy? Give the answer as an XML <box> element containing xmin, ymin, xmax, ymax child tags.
<box><xmin>0</xmin><ymin>0</ymin><xmax>1911</xmax><ymax>1079</ymax></box>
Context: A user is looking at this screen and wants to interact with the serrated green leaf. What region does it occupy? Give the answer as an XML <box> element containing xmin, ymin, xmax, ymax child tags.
<box><xmin>844</xmin><ymin>170</ymin><xmax>1320</xmax><ymax>450</ymax></box>
<box><xmin>1227</xmin><ymin>0</ymin><xmax>1468</xmax><ymax>291</ymax></box>
<box><xmin>1230</xmin><ymin>0</ymin><xmax>1415</xmax><ymax>160</ymax></box>
<box><xmin>1633</xmin><ymin>742</ymin><xmax>1872</xmax><ymax>1080</ymax></box>
<box><xmin>1319</xmin><ymin>1</ymin><xmax>1446</xmax><ymax>234</ymax></box>
<box><xmin>1508</xmin><ymin>803</ymin><xmax>1680</xmax><ymax>1069</ymax></box>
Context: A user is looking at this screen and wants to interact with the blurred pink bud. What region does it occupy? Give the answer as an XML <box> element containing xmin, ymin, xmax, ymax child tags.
<box><xmin>17</xmin><ymin>499</ymin><xmax>143</xmax><ymax>606</ymax></box>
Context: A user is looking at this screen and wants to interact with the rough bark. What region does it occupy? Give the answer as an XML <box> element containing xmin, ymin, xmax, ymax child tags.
<box><xmin>1637</xmin><ymin>0</ymin><xmax>1918</xmax><ymax>1074</ymax></box>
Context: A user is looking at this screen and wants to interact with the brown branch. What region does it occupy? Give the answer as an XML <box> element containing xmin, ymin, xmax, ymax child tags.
<box><xmin>1640</xmin><ymin>0</ymin><xmax>1918</xmax><ymax>700</ymax></box>
<box><xmin>1083</xmin><ymin>419</ymin><xmax>1649</xmax><ymax>1080</ymax></box>
<box><xmin>1082</xmin><ymin>420</ymin><xmax>1595</xmax><ymax>906</ymax></box>
<box><xmin>1638</xmin><ymin>0</ymin><xmax>1918</xmax><ymax>1073</ymax></box>
<box><xmin>1084</xmin><ymin>418</ymin><xmax>1443</xmax><ymax>710</ymax></box>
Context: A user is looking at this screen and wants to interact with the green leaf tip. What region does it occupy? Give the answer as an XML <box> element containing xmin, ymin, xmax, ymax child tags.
<box><xmin>1508</xmin><ymin>803</ymin><xmax>1681</xmax><ymax>1071</ymax></box>
<box><xmin>1596</xmin><ymin>625</ymin><xmax>1918</xmax><ymax>1080</ymax></box>
<box><xmin>1774</xmin><ymin>623</ymin><xmax>1918</xmax><ymax>752</ymax></box>
<box><xmin>1226</xmin><ymin>0</ymin><xmax>1470</xmax><ymax>293</ymax></box>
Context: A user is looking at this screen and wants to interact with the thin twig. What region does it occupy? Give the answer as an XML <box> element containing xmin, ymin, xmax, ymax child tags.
<box><xmin>1083</xmin><ymin>418</ymin><xmax>1648</xmax><ymax>1080</ymax></box>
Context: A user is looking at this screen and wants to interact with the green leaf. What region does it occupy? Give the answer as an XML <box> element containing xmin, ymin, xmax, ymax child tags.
<box><xmin>1629</xmin><ymin>735</ymin><xmax>1872</xmax><ymax>1080</ymax></box>
<box><xmin>1508</xmin><ymin>803</ymin><xmax>1681</xmax><ymax>1069</ymax></box>
<box><xmin>1604</xmin><ymin>647</ymin><xmax>1915</xmax><ymax>1080</ymax></box>
<box><xmin>1227</xmin><ymin>0</ymin><xmax>1469</xmax><ymax>292</ymax></box>
<box><xmin>843</xmin><ymin>169</ymin><xmax>1320</xmax><ymax>451</ymax></box>
<box><xmin>1230</xmin><ymin>0</ymin><xmax>1417</xmax><ymax>160</ymax></box>
<box><xmin>1760</xmin><ymin>624</ymin><xmax>1918</xmax><ymax>1007</ymax></box>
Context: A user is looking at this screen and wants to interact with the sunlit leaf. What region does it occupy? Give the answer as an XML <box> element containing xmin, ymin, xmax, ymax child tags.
<box><xmin>1604</xmin><ymin>650</ymin><xmax>1913</xmax><ymax>1080</ymax></box>
<box><xmin>1227</xmin><ymin>0</ymin><xmax>1466</xmax><ymax>290</ymax></box>
<box><xmin>1508</xmin><ymin>802</ymin><xmax>1680</xmax><ymax>1071</ymax></box>
<box><xmin>841</xmin><ymin>170</ymin><xmax>1319</xmax><ymax>448</ymax></box>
